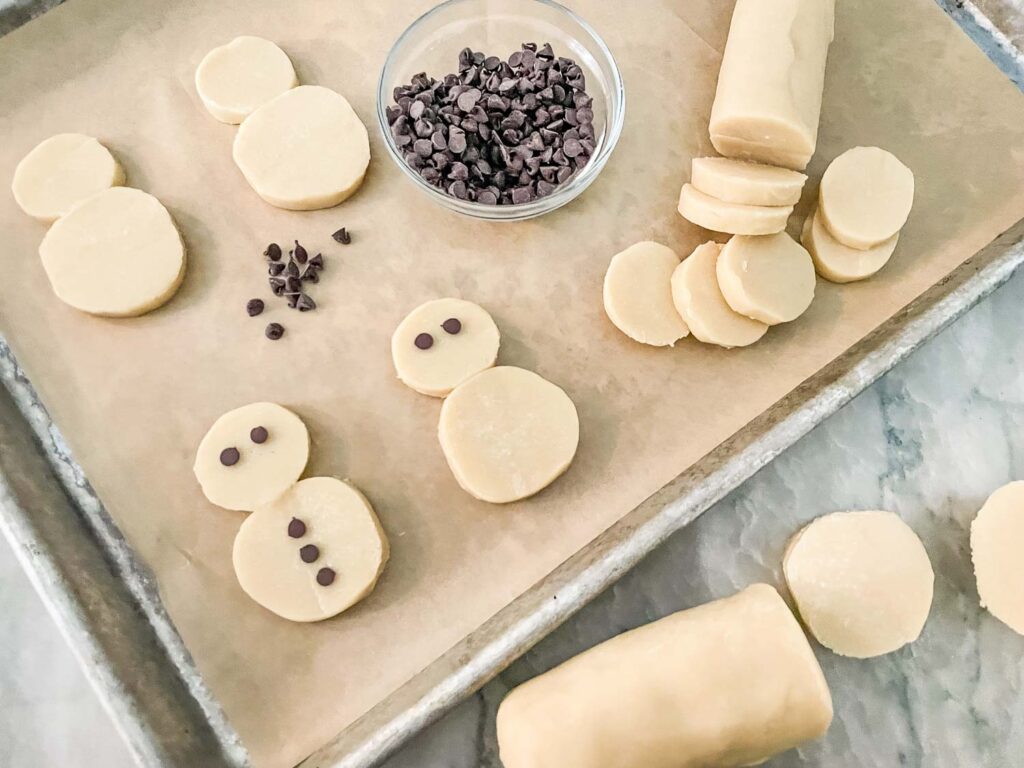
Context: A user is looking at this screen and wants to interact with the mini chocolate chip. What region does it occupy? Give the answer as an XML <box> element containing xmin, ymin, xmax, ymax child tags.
<box><xmin>293</xmin><ymin>241</ymin><xmax>308</xmax><ymax>264</ymax></box>
<box><xmin>332</xmin><ymin>228</ymin><xmax>351</xmax><ymax>245</ymax></box>
<box><xmin>265</xmin><ymin>322</ymin><xmax>285</xmax><ymax>340</ymax></box>
<box><xmin>316</xmin><ymin>567</ymin><xmax>336</xmax><ymax>586</ymax></box>
<box><xmin>415</xmin><ymin>332</ymin><xmax>434</xmax><ymax>350</ymax></box>
<box><xmin>441</xmin><ymin>317</ymin><xmax>462</xmax><ymax>334</ymax></box>
<box><xmin>308</xmin><ymin>254</ymin><xmax>325</xmax><ymax>269</ymax></box>
<box><xmin>296</xmin><ymin>294</ymin><xmax>316</xmax><ymax>312</ymax></box>
<box><xmin>250</xmin><ymin>426</ymin><xmax>269</xmax><ymax>444</ymax></box>
<box><xmin>219</xmin><ymin>447</ymin><xmax>240</xmax><ymax>466</ymax></box>
<box><xmin>264</xmin><ymin>243</ymin><xmax>282</xmax><ymax>261</ymax></box>
<box><xmin>246</xmin><ymin>299</ymin><xmax>264</xmax><ymax>317</ymax></box>
<box><xmin>300</xmin><ymin>544</ymin><xmax>320</xmax><ymax>563</ymax></box>
<box><xmin>268</xmin><ymin>261</ymin><xmax>285</xmax><ymax>276</ymax></box>
<box><xmin>287</xmin><ymin>517</ymin><xmax>306</xmax><ymax>538</ymax></box>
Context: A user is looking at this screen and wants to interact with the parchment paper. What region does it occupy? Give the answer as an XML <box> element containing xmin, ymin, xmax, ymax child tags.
<box><xmin>1</xmin><ymin>0</ymin><xmax>1023</xmax><ymax>766</ymax></box>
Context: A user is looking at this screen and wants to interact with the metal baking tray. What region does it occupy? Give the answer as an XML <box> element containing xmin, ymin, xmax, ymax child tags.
<box><xmin>1</xmin><ymin>1</ymin><xmax>1022</xmax><ymax>767</ymax></box>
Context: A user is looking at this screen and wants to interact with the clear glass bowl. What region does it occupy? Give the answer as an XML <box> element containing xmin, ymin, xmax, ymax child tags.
<box><xmin>376</xmin><ymin>0</ymin><xmax>625</xmax><ymax>222</ymax></box>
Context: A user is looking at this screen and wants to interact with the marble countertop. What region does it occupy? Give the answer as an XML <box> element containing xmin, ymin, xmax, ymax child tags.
<box><xmin>3</xmin><ymin>3</ymin><xmax>1024</xmax><ymax>768</ymax></box>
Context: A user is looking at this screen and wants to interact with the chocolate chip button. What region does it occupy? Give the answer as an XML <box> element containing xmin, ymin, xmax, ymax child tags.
<box><xmin>219</xmin><ymin>447</ymin><xmax>240</xmax><ymax>466</ymax></box>
<box><xmin>250</xmin><ymin>426</ymin><xmax>269</xmax><ymax>444</ymax></box>
<box><xmin>415</xmin><ymin>332</ymin><xmax>434</xmax><ymax>350</ymax></box>
<box><xmin>300</xmin><ymin>544</ymin><xmax>320</xmax><ymax>563</ymax></box>
<box><xmin>287</xmin><ymin>518</ymin><xmax>306</xmax><ymax>538</ymax></box>
<box><xmin>441</xmin><ymin>317</ymin><xmax>462</xmax><ymax>335</ymax></box>
<box><xmin>316</xmin><ymin>567</ymin><xmax>336</xmax><ymax>586</ymax></box>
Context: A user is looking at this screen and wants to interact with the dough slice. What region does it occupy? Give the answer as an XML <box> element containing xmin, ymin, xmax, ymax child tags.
<box><xmin>801</xmin><ymin>208</ymin><xmax>898</xmax><ymax>283</ymax></box>
<box><xmin>678</xmin><ymin>184</ymin><xmax>792</xmax><ymax>235</ymax></box>
<box><xmin>603</xmin><ymin>242</ymin><xmax>689</xmax><ymax>347</ymax></box>
<box><xmin>716</xmin><ymin>232</ymin><xmax>816</xmax><ymax>325</ymax></box>
<box><xmin>392</xmin><ymin>298</ymin><xmax>500</xmax><ymax>397</ymax></box>
<box><xmin>233</xmin><ymin>477</ymin><xmax>389</xmax><ymax>622</ymax></box>
<box><xmin>670</xmin><ymin>242</ymin><xmax>767</xmax><ymax>349</ymax></box>
<box><xmin>818</xmin><ymin>146</ymin><xmax>914</xmax><ymax>249</ymax></box>
<box><xmin>38</xmin><ymin>187</ymin><xmax>185</xmax><ymax>317</ymax></box>
<box><xmin>783</xmin><ymin>510</ymin><xmax>934</xmax><ymax>658</ymax></box>
<box><xmin>12</xmin><ymin>133</ymin><xmax>125</xmax><ymax>222</ymax></box>
<box><xmin>438</xmin><ymin>366</ymin><xmax>579</xmax><ymax>504</ymax></box>
<box><xmin>194</xmin><ymin>402</ymin><xmax>309</xmax><ymax>511</ymax></box>
<box><xmin>970</xmin><ymin>481</ymin><xmax>1024</xmax><ymax>636</ymax></box>
<box><xmin>690</xmin><ymin>157</ymin><xmax>806</xmax><ymax>207</ymax></box>
<box><xmin>195</xmin><ymin>36</ymin><xmax>298</xmax><ymax>124</ymax></box>
<box><xmin>233</xmin><ymin>85</ymin><xmax>370</xmax><ymax>210</ymax></box>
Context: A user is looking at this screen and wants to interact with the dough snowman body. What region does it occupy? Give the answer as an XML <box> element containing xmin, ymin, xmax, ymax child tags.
<box><xmin>195</xmin><ymin>36</ymin><xmax>297</xmax><ymax>124</ymax></box>
<box><xmin>970</xmin><ymin>481</ymin><xmax>1024</xmax><ymax>635</ymax></box>
<box><xmin>690</xmin><ymin>156</ymin><xmax>806</xmax><ymax>207</ymax></box>
<box><xmin>603</xmin><ymin>241</ymin><xmax>689</xmax><ymax>347</ymax></box>
<box><xmin>801</xmin><ymin>208</ymin><xmax>898</xmax><ymax>283</ymax></box>
<box><xmin>233</xmin><ymin>477</ymin><xmax>389</xmax><ymax>622</ymax></box>
<box><xmin>716</xmin><ymin>232</ymin><xmax>816</xmax><ymax>325</ymax></box>
<box><xmin>678</xmin><ymin>184</ymin><xmax>792</xmax><ymax>235</ymax></box>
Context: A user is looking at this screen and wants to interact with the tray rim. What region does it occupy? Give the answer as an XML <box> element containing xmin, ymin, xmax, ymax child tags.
<box><xmin>0</xmin><ymin>1</ymin><xmax>1021</xmax><ymax>767</ymax></box>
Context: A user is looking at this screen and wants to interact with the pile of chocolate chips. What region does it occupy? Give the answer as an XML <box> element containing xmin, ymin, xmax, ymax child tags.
<box><xmin>387</xmin><ymin>42</ymin><xmax>596</xmax><ymax>205</ymax></box>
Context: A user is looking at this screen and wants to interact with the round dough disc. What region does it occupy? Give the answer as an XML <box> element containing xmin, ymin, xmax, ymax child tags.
<box><xmin>233</xmin><ymin>477</ymin><xmax>389</xmax><ymax>622</ymax></box>
<box><xmin>691</xmin><ymin>156</ymin><xmax>806</xmax><ymax>207</ymax></box>
<box><xmin>194</xmin><ymin>402</ymin><xmax>309</xmax><ymax>511</ymax></box>
<box><xmin>670</xmin><ymin>242</ymin><xmax>767</xmax><ymax>348</ymax></box>
<box><xmin>38</xmin><ymin>187</ymin><xmax>185</xmax><ymax>317</ymax></box>
<box><xmin>716</xmin><ymin>232</ymin><xmax>816</xmax><ymax>325</ymax></box>
<box><xmin>392</xmin><ymin>298</ymin><xmax>500</xmax><ymax>397</ymax></box>
<box><xmin>678</xmin><ymin>183</ymin><xmax>792</xmax><ymax>236</ymax></box>
<box><xmin>12</xmin><ymin>133</ymin><xmax>125</xmax><ymax>222</ymax></box>
<box><xmin>438</xmin><ymin>366</ymin><xmax>579</xmax><ymax>504</ymax></box>
<box><xmin>783</xmin><ymin>510</ymin><xmax>934</xmax><ymax>658</ymax></box>
<box><xmin>233</xmin><ymin>85</ymin><xmax>370</xmax><ymax>210</ymax></box>
<box><xmin>970</xmin><ymin>481</ymin><xmax>1024</xmax><ymax>636</ymax></box>
<box><xmin>801</xmin><ymin>208</ymin><xmax>898</xmax><ymax>283</ymax></box>
<box><xmin>195</xmin><ymin>36</ymin><xmax>297</xmax><ymax>124</ymax></box>
<box><xmin>603</xmin><ymin>241</ymin><xmax>689</xmax><ymax>347</ymax></box>
<box><xmin>818</xmin><ymin>146</ymin><xmax>914</xmax><ymax>250</ymax></box>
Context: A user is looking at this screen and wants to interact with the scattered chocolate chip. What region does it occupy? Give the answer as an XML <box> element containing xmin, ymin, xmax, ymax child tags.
<box><xmin>265</xmin><ymin>322</ymin><xmax>285</xmax><ymax>340</ymax></box>
<box><xmin>269</xmin><ymin>277</ymin><xmax>286</xmax><ymax>295</ymax></box>
<box><xmin>316</xmin><ymin>567</ymin><xmax>336</xmax><ymax>586</ymax></box>
<box><xmin>285</xmin><ymin>260</ymin><xmax>300</xmax><ymax>278</ymax></box>
<box><xmin>246</xmin><ymin>298</ymin><xmax>265</xmax><ymax>317</ymax></box>
<box><xmin>441</xmin><ymin>317</ymin><xmax>462</xmax><ymax>334</ymax></box>
<box><xmin>294</xmin><ymin>240</ymin><xmax>308</xmax><ymax>264</ymax></box>
<box><xmin>299</xmin><ymin>544</ymin><xmax>320</xmax><ymax>563</ymax></box>
<box><xmin>301</xmin><ymin>266</ymin><xmax>320</xmax><ymax>284</ymax></box>
<box><xmin>219</xmin><ymin>447</ymin><xmax>240</xmax><ymax>466</ymax></box>
<box><xmin>250</xmin><ymin>426</ymin><xmax>269</xmax><ymax>444</ymax></box>
<box><xmin>308</xmin><ymin>254</ymin><xmax>325</xmax><ymax>270</ymax></box>
<box><xmin>332</xmin><ymin>228</ymin><xmax>351</xmax><ymax>245</ymax></box>
<box><xmin>264</xmin><ymin>243</ymin><xmax>282</xmax><ymax>261</ymax></box>
<box><xmin>286</xmin><ymin>293</ymin><xmax>300</xmax><ymax>309</ymax></box>
<box><xmin>268</xmin><ymin>261</ymin><xmax>285</xmax><ymax>276</ymax></box>
<box><xmin>415</xmin><ymin>332</ymin><xmax>434</xmax><ymax>350</ymax></box>
<box><xmin>285</xmin><ymin>276</ymin><xmax>301</xmax><ymax>294</ymax></box>
<box><xmin>287</xmin><ymin>518</ymin><xmax>306</xmax><ymax>538</ymax></box>
<box><xmin>296</xmin><ymin>294</ymin><xmax>316</xmax><ymax>312</ymax></box>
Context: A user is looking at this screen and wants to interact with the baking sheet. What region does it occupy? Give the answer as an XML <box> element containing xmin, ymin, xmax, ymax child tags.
<box><xmin>1</xmin><ymin>0</ymin><xmax>1023</xmax><ymax>766</ymax></box>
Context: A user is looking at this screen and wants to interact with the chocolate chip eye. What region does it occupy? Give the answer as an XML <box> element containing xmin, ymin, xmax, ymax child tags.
<box><xmin>287</xmin><ymin>518</ymin><xmax>306</xmax><ymax>538</ymax></box>
<box><xmin>299</xmin><ymin>544</ymin><xmax>320</xmax><ymax>563</ymax></box>
<box><xmin>414</xmin><ymin>332</ymin><xmax>434</xmax><ymax>350</ymax></box>
<box><xmin>219</xmin><ymin>447</ymin><xmax>240</xmax><ymax>466</ymax></box>
<box><xmin>250</xmin><ymin>426</ymin><xmax>269</xmax><ymax>444</ymax></box>
<box><xmin>441</xmin><ymin>317</ymin><xmax>462</xmax><ymax>335</ymax></box>
<box><xmin>316</xmin><ymin>567</ymin><xmax>336</xmax><ymax>586</ymax></box>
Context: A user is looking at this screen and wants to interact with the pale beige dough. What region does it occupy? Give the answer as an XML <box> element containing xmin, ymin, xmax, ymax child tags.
<box><xmin>716</xmin><ymin>232</ymin><xmax>816</xmax><ymax>325</ymax></box>
<box><xmin>970</xmin><ymin>481</ymin><xmax>1024</xmax><ymax>636</ymax></box>
<box><xmin>233</xmin><ymin>85</ymin><xmax>370</xmax><ymax>210</ymax></box>
<box><xmin>818</xmin><ymin>146</ymin><xmax>915</xmax><ymax>249</ymax></box>
<box><xmin>12</xmin><ymin>133</ymin><xmax>125</xmax><ymax>222</ymax></box>
<box><xmin>194</xmin><ymin>402</ymin><xmax>309</xmax><ymax>511</ymax></box>
<box><xmin>392</xmin><ymin>298</ymin><xmax>500</xmax><ymax>397</ymax></box>
<box><xmin>602</xmin><ymin>241</ymin><xmax>689</xmax><ymax>347</ymax></box>
<box><xmin>195</xmin><ymin>36</ymin><xmax>298</xmax><ymax>124</ymax></box>
<box><xmin>233</xmin><ymin>477</ymin><xmax>389</xmax><ymax>623</ymax></box>
<box><xmin>801</xmin><ymin>208</ymin><xmax>898</xmax><ymax>283</ymax></box>
<box><xmin>438</xmin><ymin>366</ymin><xmax>579</xmax><ymax>504</ymax></box>
<box><xmin>670</xmin><ymin>242</ymin><xmax>767</xmax><ymax>348</ymax></box>
<box><xmin>784</xmin><ymin>510</ymin><xmax>934</xmax><ymax>658</ymax></box>
<box><xmin>709</xmin><ymin>0</ymin><xmax>836</xmax><ymax>170</ymax></box>
<box><xmin>690</xmin><ymin>156</ymin><xmax>807</xmax><ymax>207</ymax></box>
<box><xmin>496</xmin><ymin>584</ymin><xmax>833</xmax><ymax>768</ymax></box>
<box><xmin>38</xmin><ymin>187</ymin><xmax>185</xmax><ymax>317</ymax></box>
<box><xmin>678</xmin><ymin>183</ymin><xmax>792</xmax><ymax>235</ymax></box>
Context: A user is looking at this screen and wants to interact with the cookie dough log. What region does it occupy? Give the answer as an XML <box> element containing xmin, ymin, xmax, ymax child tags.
<box><xmin>716</xmin><ymin>232</ymin><xmax>816</xmax><ymax>325</ymax></box>
<box><xmin>233</xmin><ymin>85</ymin><xmax>370</xmax><ymax>210</ymax></box>
<box><xmin>497</xmin><ymin>584</ymin><xmax>832</xmax><ymax>768</ymax></box>
<box><xmin>603</xmin><ymin>242</ymin><xmax>689</xmax><ymax>347</ymax></box>
<box><xmin>38</xmin><ymin>187</ymin><xmax>185</xmax><ymax>317</ymax></box>
<box><xmin>709</xmin><ymin>0</ymin><xmax>835</xmax><ymax>170</ymax></box>
<box><xmin>801</xmin><ymin>208</ymin><xmax>898</xmax><ymax>283</ymax></box>
<box><xmin>233</xmin><ymin>477</ymin><xmax>389</xmax><ymax>622</ymax></box>
<box><xmin>690</xmin><ymin>157</ymin><xmax>807</xmax><ymax>207</ymax></box>
<box><xmin>678</xmin><ymin>184</ymin><xmax>791</xmax><ymax>236</ymax></box>
<box><xmin>784</xmin><ymin>511</ymin><xmax>934</xmax><ymax>658</ymax></box>
<box><xmin>971</xmin><ymin>481</ymin><xmax>1024</xmax><ymax>635</ymax></box>
<box><xmin>12</xmin><ymin>133</ymin><xmax>125</xmax><ymax>222</ymax></box>
<box><xmin>195</xmin><ymin>36</ymin><xmax>298</xmax><ymax>124</ymax></box>
<box><xmin>671</xmin><ymin>242</ymin><xmax>767</xmax><ymax>348</ymax></box>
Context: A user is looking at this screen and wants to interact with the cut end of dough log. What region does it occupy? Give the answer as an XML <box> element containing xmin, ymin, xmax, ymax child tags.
<box><xmin>195</xmin><ymin>36</ymin><xmax>298</xmax><ymax>124</ymax></box>
<box><xmin>970</xmin><ymin>481</ymin><xmax>1024</xmax><ymax>636</ymax></box>
<box><xmin>603</xmin><ymin>241</ymin><xmax>689</xmax><ymax>347</ymax></box>
<box><xmin>691</xmin><ymin>156</ymin><xmax>807</xmax><ymax>207</ymax></box>
<box><xmin>678</xmin><ymin>183</ymin><xmax>792</xmax><ymax>236</ymax></box>
<box><xmin>801</xmin><ymin>207</ymin><xmax>898</xmax><ymax>283</ymax></box>
<box><xmin>716</xmin><ymin>232</ymin><xmax>816</xmax><ymax>325</ymax></box>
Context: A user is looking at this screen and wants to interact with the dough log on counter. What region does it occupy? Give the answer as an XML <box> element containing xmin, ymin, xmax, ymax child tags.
<box><xmin>496</xmin><ymin>584</ymin><xmax>833</xmax><ymax>768</ymax></box>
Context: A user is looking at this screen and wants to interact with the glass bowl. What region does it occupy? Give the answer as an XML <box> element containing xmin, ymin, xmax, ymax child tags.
<box><xmin>376</xmin><ymin>0</ymin><xmax>625</xmax><ymax>222</ymax></box>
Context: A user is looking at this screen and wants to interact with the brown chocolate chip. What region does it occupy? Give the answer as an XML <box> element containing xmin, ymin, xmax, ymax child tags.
<box><xmin>414</xmin><ymin>332</ymin><xmax>434</xmax><ymax>350</ymax></box>
<box><xmin>308</xmin><ymin>254</ymin><xmax>325</xmax><ymax>270</ymax></box>
<box><xmin>268</xmin><ymin>261</ymin><xmax>285</xmax><ymax>277</ymax></box>
<box><xmin>265</xmin><ymin>322</ymin><xmax>285</xmax><ymax>340</ymax></box>
<box><xmin>250</xmin><ymin>426</ymin><xmax>269</xmax><ymax>444</ymax></box>
<box><xmin>296</xmin><ymin>294</ymin><xmax>316</xmax><ymax>312</ymax></box>
<box><xmin>300</xmin><ymin>544</ymin><xmax>320</xmax><ymax>563</ymax></box>
<box><xmin>301</xmin><ymin>266</ymin><xmax>320</xmax><ymax>284</ymax></box>
<box><xmin>441</xmin><ymin>317</ymin><xmax>462</xmax><ymax>334</ymax></box>
<box><xmin>264</xmin><ymin>243</ymin><xmax>282</xmax><ymax>261</ymax></box>
<box><xmin>316</xmin><ymin>567</ymin><xmax>336</xmax><ymax>586</ymax></box>
<box><xmin>219</xmin><ymin>447</ymin><xmax>240</xmax><ymax>466</ymax></box>
<box><xmin>269</xmin><ymin>277</ymin><xmax>286</xmax><ymax>295</ymax></box>
<box><xmin>246</xmin><ymin>299</ymin><xmax>265</xmax><ymax>317</ymax></box>
<box><xmin>294</xmin><ymin>240</ymin><xmax>308</xmax><ymax>264</ymax></box>
<box><xmin>285</xmin><ymin>276</ymin><xmax>302</xmax><ymax>293</ymax></box>
<box><xmin>287</xmin><ymin>293</ymin><xmax>300</xmax><ymax>309</ymax></box>
<box><xmin>285</xmin><ymin>261</ymin><xmax>300</xmax><ymax>278</ymax></box>
<box><xmin>332</xmin><ymin>228</ymin><xmax>351</xmax><ymax>245</ymax></box>
<box><xmin>287</xmin><ymin>518</ymin><xmax>306</xmax><ymax>538</ymax></box>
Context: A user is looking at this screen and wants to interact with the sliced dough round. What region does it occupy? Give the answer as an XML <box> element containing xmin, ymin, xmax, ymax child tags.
<box><xmin>233</xmin><ymin>85</ymin><xmax>370</xmax><ymax>210</ymax></box>
<box><xmin>678</xmin><ymin>183</ymin><xmax>792</xmax><ymax>236</ymax></box>
<box><xmin>438</xmin><ymin>366</ymin><xmax>579</xmax><ymax>504</ymax></box>
<box><xmin>38</xmin><ymin>187</ymin><xmax>185</xmax><ymax>317</ymax></box>
<box><xmin>603</xmin><ymin>242</ymin><xmax>689</xmax><ymax>347</ymax></box>
<box><xmin>392</xmin><ymin>298</ymin><xmax>500</xmax><ymax>398</ymax></box>
<box><xmin>670</xmin><ymin>242</ymin><xmax>767</xmax><ymax>348</ymax></box>
<box><xmin>12</xmin><ymin>133</ymin><xmax>125</xmax><ymax>222</ymax></box>
<box><xmin>818</xmin><ymin>146</ymin><xmax>914</xmax><ymax>250</ymax></box>
<box><xmin>784</xmin><ymin>510</ymin><xmax>934</xmax><ymax>658</ymax></box>
<box><xmin>691</xmin><ymin>157</ymin><xmax>806</xmax><ymax>207</ymax></box>
<box><xmin>194</xmin><ymin>402</ymin><xmax>309</xmax><ymax>511</ymax></box>
<box><xmin>970</xmin><ymin>481</ymin><xmax>1024</xmax><ymax>636</ymax></box>
<box><xmin>801</xmin><ymin>208</ymin><xmax>898</xmax><ymax>283</ymax></box>
<box><xmin>716</xmin><ymin>232</ymin><xmax>816</xmax><ymax>325</ymax></box>
<box><xmin>195</xmin><ymin>36</ymin><xmax>298</xmax><ymax>124</ymax></box>
<box><xmin>233</xmin><ymin>477</ymin><xmax>389</xmax><ymax>622</ymax></box>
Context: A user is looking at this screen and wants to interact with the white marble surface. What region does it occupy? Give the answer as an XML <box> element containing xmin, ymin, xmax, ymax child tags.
<box><xmin>3</xmin><ymin>5</ymin><xmax>1024</xmax><ymax>768</ymax></box>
